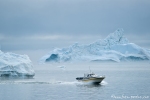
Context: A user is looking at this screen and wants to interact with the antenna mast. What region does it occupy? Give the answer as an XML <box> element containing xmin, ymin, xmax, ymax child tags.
<box><xmin>89</xmin><ymin>66</ymin><xmax>91</xmax><ymax>73</ymax></box>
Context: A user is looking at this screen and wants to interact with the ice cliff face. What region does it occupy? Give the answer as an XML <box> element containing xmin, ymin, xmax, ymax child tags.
<box><xmin>0</xmin><ymin>51</ymin><xmax>35</xmax><ymax>77</ymax></box>
<box><xmin>40</xmin><ymin>29</ymin><xmax>150</xmax><ymax>63</ymax></box>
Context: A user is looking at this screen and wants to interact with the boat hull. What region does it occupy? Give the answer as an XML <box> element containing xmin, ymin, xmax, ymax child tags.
<box><xmin>76</xmin><ymin>77</ymin><xmax>105</xmax><ymax>84</ymax></box>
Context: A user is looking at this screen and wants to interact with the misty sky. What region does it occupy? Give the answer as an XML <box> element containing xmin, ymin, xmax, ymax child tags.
<box><xmin>0</xmin><ymin>0</ymin><xmax>150</xmax><ymax>51</ymax></box>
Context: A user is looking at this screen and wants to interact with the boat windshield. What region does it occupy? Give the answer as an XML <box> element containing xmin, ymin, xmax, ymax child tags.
<box><xmin>84</xmin><ymin>72</ymin><xmax>98</xmax><ymax>77</ymax></box>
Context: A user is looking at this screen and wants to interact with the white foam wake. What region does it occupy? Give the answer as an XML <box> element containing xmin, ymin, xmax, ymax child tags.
<box><xmin>0</xmin><ymin>80</ymin><xmax>108</xmax><ymax>86</ymax></box>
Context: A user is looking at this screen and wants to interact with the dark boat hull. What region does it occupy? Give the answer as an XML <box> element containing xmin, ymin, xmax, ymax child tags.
<box><xmin>76</xmin><ymin>76</ymin><xmax>105</xmax><ymax>84</ymax></box>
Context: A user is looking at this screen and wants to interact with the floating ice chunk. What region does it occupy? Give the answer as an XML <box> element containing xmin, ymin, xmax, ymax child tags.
<box><xmin>57</xmin><ymin>65</ymin><xmax>66</xmax><ymax>70</ymax></box>
<box><xmin>0</xmin><ymin>50</ymin><xmax>35</xmax><ymax>77</ymax></box>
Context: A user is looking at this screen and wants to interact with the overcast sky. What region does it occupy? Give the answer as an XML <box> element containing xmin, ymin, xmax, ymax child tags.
<box><xmin>0</xmin><ymin>0</ymin><xmax>150</xmax><ymax>51</ymax></box>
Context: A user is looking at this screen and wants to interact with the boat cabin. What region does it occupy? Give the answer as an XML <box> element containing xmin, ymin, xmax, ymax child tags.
<box><xmin>84</xmin><ymin>73</ymin><xmax>96</xmax><ymax>77</ymax></box>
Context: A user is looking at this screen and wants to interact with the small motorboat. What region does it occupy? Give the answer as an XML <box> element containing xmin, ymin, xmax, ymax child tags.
<box><xmin>76</xmin><ymin>72</ymin><xmax>105</xmax><ymax>84</ymax></box>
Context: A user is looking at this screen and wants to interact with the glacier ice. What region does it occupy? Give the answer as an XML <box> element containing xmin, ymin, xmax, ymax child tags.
<box><xmin>40</xmin><ymin>28</ymin><xmax>150</xmax><ymax>63</ymax></box>
<box><xmin>0</xmin><ymin>51</ymin><xmax>35</xmax><ymax>77</ymax></box>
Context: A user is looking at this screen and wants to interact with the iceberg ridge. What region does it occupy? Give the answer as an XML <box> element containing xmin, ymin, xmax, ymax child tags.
<box><xmin>40</xmin><ymin>29</ymin><xmax>150</xmax><ymax>63</ymax></box>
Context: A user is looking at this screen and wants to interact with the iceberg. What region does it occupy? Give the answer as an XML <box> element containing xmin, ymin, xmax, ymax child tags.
<box><xmin>0</xmin><ymin>51</ymin><xmax>35</xmax><ymax>78</ymax></box>
<box><xmin>40</xmin><ymin>28</ymin><xmax>150</xmax><ymax>63</ymax></box>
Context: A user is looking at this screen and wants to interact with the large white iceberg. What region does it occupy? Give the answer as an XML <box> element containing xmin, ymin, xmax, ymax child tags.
<box><xmin>40</xmin><ymin>29</ymin><xmax>150</xmax><ymax>62</ymax></box>
<box><xmin>0</xmin><ymin>51</ymin><xmax>35</xmax><ymax>77</ymax></box>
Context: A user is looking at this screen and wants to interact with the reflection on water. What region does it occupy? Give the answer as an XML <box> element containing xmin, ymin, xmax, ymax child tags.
<box><xmin>76</xmin><ymin>83</ymin><xmax>102</xmax><ymax>88</ymax></box>
<box><xmin>0</xmin><ymin>76</ymin><xmax>34</xmax><ymax>80</ymax></box>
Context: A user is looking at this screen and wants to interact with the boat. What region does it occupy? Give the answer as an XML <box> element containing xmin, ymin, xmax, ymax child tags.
<box><xmin>76</xmin><ymin>72</ymin><xmax>105</xmax><ymax>84</ymax></box>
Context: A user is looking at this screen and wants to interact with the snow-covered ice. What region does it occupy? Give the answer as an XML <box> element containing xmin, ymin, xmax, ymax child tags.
<box><xmin>0</xmin><ymin>51</ymin><xmax>35</xmax><ymax>77</ymax></box>
<box><xmin>40</xmin><ymin>28</ymin><xmax>150</xmax><ymax>63</ymax></box>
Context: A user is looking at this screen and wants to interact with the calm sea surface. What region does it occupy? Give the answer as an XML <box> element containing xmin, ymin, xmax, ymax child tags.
<box><xmin>0</xmin><ymin>61</ymin><xmax>150</xmax><ymax>100</ymax></box>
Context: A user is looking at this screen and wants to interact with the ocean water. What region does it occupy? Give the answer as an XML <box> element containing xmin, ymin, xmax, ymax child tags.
<box><xmin>0</xmin><ymin>61</ymin><xmax>150</xmax><ymax>100</ymax></box>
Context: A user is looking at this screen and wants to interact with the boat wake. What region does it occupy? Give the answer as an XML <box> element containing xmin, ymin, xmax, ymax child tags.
<box><xmin>101</xmin><ymin>81</ymin><xmax>108</xmax><ymax>85</ymax></box>
<box><xmin>0</xmin><ymin>80</ymin><xmax>78</xmax><ymax>85</ymax></box>
<box><xmin>0</xmin><ymin>80</ymin><xmax>108</xmax><ymax>86</ymax></box>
